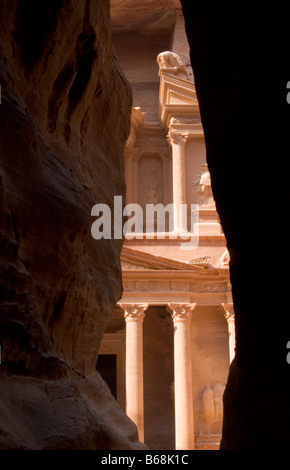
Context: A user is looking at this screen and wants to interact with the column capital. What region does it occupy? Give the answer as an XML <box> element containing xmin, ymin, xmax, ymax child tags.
<box><xmin>167</xmin><ymin>303</ymin><xmax>197</xmax><ymax>323</ymax></box>
<box><xmin>167</xmin><ymin>131</ymin><xmax>189</xmax><ymax>146</ymax></box>
<box><xmin>118</xmin><ymin>303</ymin><xmax>149</xmax><ymax>322</ymax></box>
<box><xmin>219</xmin><ymin>303</ymin><xmax>235</xmax><ymax>321</ymax></box>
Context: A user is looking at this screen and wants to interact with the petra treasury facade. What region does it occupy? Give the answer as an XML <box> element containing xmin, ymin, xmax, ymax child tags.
<box><xmin>97</xmin><ymin>3</ymin><xmax>235</xmax><ymax>451</ymax></box>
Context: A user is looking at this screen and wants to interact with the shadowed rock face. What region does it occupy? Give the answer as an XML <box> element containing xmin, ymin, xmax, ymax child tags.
<box><xmin>110</xmin><ymin>0</ymin><xmax>178</xmax><ymax>34</ymax></box>
<box><xmin>181</xmin><ymin>1</ymin><xmax>290</xmax><ymax>449</ymax></box>
<box><xmin>0</xmin><ymin>0</ymin><xmax>147</xmax><ymax>450</ymax></box>
<box><xmin>110</xmin><ymin>0</ymin><xmax>177</xmax><ymax>122</ymax></box>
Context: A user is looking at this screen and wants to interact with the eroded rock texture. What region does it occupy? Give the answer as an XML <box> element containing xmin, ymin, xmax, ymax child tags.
<box><xmin>0</xmin><ymin>0</ymin><xmax>146</xmax><ymax>450</ymax></box>
<box><xmin>110</xmin><ymin>0</ymin><xmax>179</xmax><ymax>34</ymax></box>
<box><xmin>181</xmin><ymin>1</ymin><xmax>290</xmax><ymax>449</ymax></box>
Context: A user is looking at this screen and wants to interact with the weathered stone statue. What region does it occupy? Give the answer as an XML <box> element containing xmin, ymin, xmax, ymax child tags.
<box><xmin>202</xmin><ymin>384</ymin><xmax>215</xmax><ymax>432</ymax></box>
<box><xmin>220</xmin><ymin>249</ymin><xmax>230</xmax><ymax>267</ymax></box>
<box><xmin>193</xmin><ymin>163</ymin><xmax>215</xmax><ymax>206</ymax></box>
<box><xmin>141</xmin><ymin>159</ymin><xmax>162</xmax><ymax>205</ymax></box>
<box><xmin>202</xmin><ymin>383</ymin><xmax>225</xmax><ymax>433</ymax></box>
<box><xmin>213</xmin><ymin>383</ymin><xmax>225</xmax><ymax>422</ymax></box>
<box><xmin>157</xmin><ymin>51</ymin><xmax>188</xmax><ymax>78</ymax></box>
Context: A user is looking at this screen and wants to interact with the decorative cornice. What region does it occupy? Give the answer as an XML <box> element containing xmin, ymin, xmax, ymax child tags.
<box><xmin>122</xmin><ymin>271</ymin><xmax>228</xmax><ymax>281</ymax></box>
<box><xmin>166</xmin><ymin>88</ymin><xmax>198</xmax><ymax>105</ymax></box>
<box><xmin>125</xmin><ymin>233</ymin><xmax>226</xmax><ymax>242</ymax></box>
<box><xmin>188</xmin><ymin>256</ymin><xmax>211</xmax><ymax>265</ymax></box>
<box><xmin>170</xmin><ymin>117</ymin><xmax>201</xmax><ymax>125</ymax></box>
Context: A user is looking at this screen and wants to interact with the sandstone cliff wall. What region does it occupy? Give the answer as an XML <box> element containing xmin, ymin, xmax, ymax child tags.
<box><xmin>0</xmin><ymin>0</ymin><xmax>145</xmax><ymax>449</ymax></box>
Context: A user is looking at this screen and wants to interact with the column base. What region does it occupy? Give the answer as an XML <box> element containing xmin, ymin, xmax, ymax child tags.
<box><xmin>195</xmin><ymin>432</ymin><xmax>222</xmax><ymax>450</ymax></box>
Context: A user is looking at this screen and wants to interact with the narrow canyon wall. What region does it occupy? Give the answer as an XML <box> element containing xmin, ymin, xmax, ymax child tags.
<box><xmin>181</xmin><ymin>1</ymin><xmax>290</xmax><ymax>449</ymax></box>
<box><xmin>0</xmin><ymin>0</ymin><xmax>145</xmax><ymax>449</ymax></box>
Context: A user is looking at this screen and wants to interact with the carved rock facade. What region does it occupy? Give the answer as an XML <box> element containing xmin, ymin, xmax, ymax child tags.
<box><xmin>99</xmin><ymin>5</ymin><xmax>232</xmax><ymax>449</ymax></box>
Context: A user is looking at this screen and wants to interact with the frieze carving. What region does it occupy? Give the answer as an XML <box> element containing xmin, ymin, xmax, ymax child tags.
<box><xmin>189</xmin><ymin>282</ymin><xmax>228</xmax><ymax>293</ymax></box>
<box><xmin>133</xmin><ymin>281</ymin><xmax>139</xmax><ymax>291</ymax></box>
<box><xmin>122</xmin><ymin>279</ymin><xmax>228</xmax><ymax>294</ymax></box>
<box><xmin>170</xmin><ymin>117</ymin><xmax>201</xmax><ymax>125</ymax></box>
<box><xmin>123</xmin><ymin>281</ymin><xmax>191</xmax><ymax>293</ymax></box>
<box><xmin>170</xmin><ymin>112</ymin><xmax>201</xmax><ymax>121</ymax></box>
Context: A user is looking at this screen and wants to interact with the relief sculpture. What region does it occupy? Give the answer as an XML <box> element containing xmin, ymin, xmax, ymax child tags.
<box><xmin>202</xmin><ymin>383</ymin><xmax>225</xmax><ymax>433</ymax></box>
<box><xmin>192</xmin><ymin>163</ymin><xmax>215</xmax><ymax>207</ymax></box>
<box><xmin>139</xmin><ymin>156</ymin><xmax>163</xmax><ymax>206</ymax></box>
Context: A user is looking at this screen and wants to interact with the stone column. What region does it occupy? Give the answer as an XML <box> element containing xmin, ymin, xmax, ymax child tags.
<box><xmin>124</xmin><ymin>149</ymin><xmax>133</xmax><ymax>205</ymax></box>
<box><xmin>160</xmin><ymin>151</ymin><xmax>171</xmax><ymax>206</ymax></box>
<box><xmin>167</xmin><ymin>132</ymin><xmax>188</xmax><ymax>233</ymax></box>
<box><xmin>119</xmin><ymin>302</ymin><xmax>148</xmax><ymax>442</ymax></box>
<box><xmin>167</xmin><ymin>302</ymin><xmax>196</xmax><ymax>450</ymax></box>
<box><xmin>220</xmin><ymin>303</ymin><xmax>236</xmax><ymax>363</ymax></box>
<box><xmin>132</xmin><ymin>149</ymin><xmax>141</xmax><ymax>204</ymax></box>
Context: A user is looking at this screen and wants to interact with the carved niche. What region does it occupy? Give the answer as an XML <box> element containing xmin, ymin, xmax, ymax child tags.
<box><xmin>138</xmin><ymin>153</ymin><xmax>163</xmax><ymax>207</ymax></box>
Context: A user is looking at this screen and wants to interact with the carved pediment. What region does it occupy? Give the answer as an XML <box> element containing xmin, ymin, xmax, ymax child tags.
<box><xmin>159</xmin><ymin>71</ymin><xmax>200</xmax><ymax>128</ymax></box>
<box><xmin>121</xmin><ymin>261</ymin><xmax>157</xmax><ymax>271</ymax></box>
<box><xmin>160</xmin><ymin>73</ymin><xmax>198</xmax><ymax>105</ymax></box>
<box><xmin>121</xmin><ymin>245</ymin><xmax>204</xmax><ymax>272</ymax></box>
<box><xmin>165</xmin><ymin>85</ymin><xmax>198</xmax><ymax>106</ymax></box>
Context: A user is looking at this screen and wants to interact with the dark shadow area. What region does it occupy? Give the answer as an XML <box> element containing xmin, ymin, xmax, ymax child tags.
<box><xmin>13</xmin><ymin>0</ymin><xmax>63</xmax><ymax>72</ymax></box>
<box><xmin>180</xmin><ymin>0</ymin><xmax>290</xmax><ymax>449</ymax></box>
<box><xmin>96</xmin><ymin>354</ymin><xmax>117</xmax><ymax>399</ymax></box>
